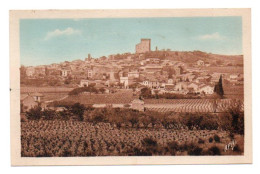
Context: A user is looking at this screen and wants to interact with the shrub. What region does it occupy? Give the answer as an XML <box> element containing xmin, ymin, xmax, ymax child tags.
<box><xmin>140</xmin><ymin>87</ymin><xmax>152</xmax><ymax>98</ymax></box>
<box><xmin>127</xmin><ymin>147</ymin><xmax>151</xmax><ymax>156</ymax></box>
<box><xmin>69</xmin><ymin>103</ymin><xmax>85</xmax><ymax>121</ymax></box>
<box><xmin>207</xmin><ymin>146</ymin><xmax>221</xmax><ymax>155</ymax></box>
<box><xmin>233</xmin><ymin>144</ymin><xmax>241</xmax><ymax>153</ymax></box>
<box><xmin>213</xmin><ymin>135</ymin><xmax>221</xmax><ymax>143</ymax></box>
<box><xmin>142</xmin><ymin>138</ymin><xmax>157</xmax><ymax>147</ymax></box>
<box><xmin>225</xmin><ymin>99</ymin><xmax>244</xmax><ymax>135</ymax></box>
<box><xmin>58</xmin><ymin>110</ymin><xmax>72</xmax><ymax>120</ymax></box>
<box><xmin>92</xmin><ymin>114</ymin><xmax>106</xmax><ymax>123</ymax></box>
<box><xmin>68</xmin><ymin>86</ymin><xmax>98</xmax><ymax>95</ymax></box>
<box><xmin>166</xmin><ymin>141</ymin><xmax>179</xmax><ymax>154</ymax></box>
<box><xmin>25</xmin><ymin>106</ymin><xmax>42</xmax><ymax>120</ymax></box>
<box><xmin>188</xmin><ymin>146</ymin><xmax>203</xmax><ymax>156</ymax></box>
<box><xmin>42</xmin><ymin>109</ymin><xmax>57</xmax><ymax>120</ymax></box>
<box><xmin>209</xmin><ymin>137</ymin><xmax>213</xmax><ymax>143</ymax></box>
<box><xmin>141</xmin><ymin>138</ymin><xmax>159</xmax><ymax>155</ymax></box>
<box><xmin>198</xmin><ymin>138</ymin><xmax>205</xmax><ymax>144</ymax></box>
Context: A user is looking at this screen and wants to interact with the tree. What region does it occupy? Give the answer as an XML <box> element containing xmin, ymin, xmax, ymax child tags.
<box><xmin>99</xmin><ymin>87</ymin><xmax>106</xmax><ymax>94</ymax></box>
<box><xmin>140</xmin><ymin>87</ymin><xmax>152</xmax><ymax>98</ymax></box>
<box><xmin>26</xmin><ymin>106</ymin><xmax>42</xmax><ymax>120</ymax></box>
<box><xmin>227</xmin><ymin>99</ymin><xmax>244</xmax><ymax>135</ymax></box>
<box><xmin>69</xmin><ymin>103</ymin><xmax>85</xmax><ymax>121</ymax></box>
<box><xmin>42</xmin><ymin>109</ymin><xmax>57</xmax><ymax>120</ymax></box>
<box><xmin>214</xmin><ymin>75</ymin><xmax>224</xmax><ymax>97</ymax></box>
<box><xmin>154</xmin><ymin>89</ymin><xmax>159</xmax><ymax>99</ymax></box>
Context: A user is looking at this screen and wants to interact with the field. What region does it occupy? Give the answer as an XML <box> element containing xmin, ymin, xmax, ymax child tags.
<box><xmin>20</xmin><ymin>86</ymin><xmax>72</xmax><ymax>102</ymax></box>
<box><xmin>20</xmin><ymin>86</ymin><xmax>73</xmax><ymax>93</ymax></box>
<box><xmin>21</xmin><ymin>120</ymin><xmax>243</xmax><ymax>157</ymax></box>
<box><xmin>144</xmin><ymin>99</ymin><xmax>237</xmax><ymax>113</ymax></box>
<box><xmin>204</xmin><ymin>66</ymin><xmax>243</xmax><ymax>74</ymax></box>
<box><xmin>62</xmin><ymin>90</ymin><xmax>134</xmax><ymax>104</ymax></box>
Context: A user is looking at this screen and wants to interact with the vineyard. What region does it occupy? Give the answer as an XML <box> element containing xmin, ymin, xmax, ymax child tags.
<box><xmin>144</xmin><ymin>99</ymin><xmax>239</xmax><ymax>113</ymax></box>
<box><xmin>21</xmin><ymin>121</ymin><xmax>243</xmax><ymax>157</ymax></box>
<box><xmin>63</xmin><ymin>90</ymin><xmax>134</xmax><ymax>105</ymax></box>
<box><xmin>20</xmin><ymin>87</ymin><xmax>73</xmax><ymax>93</ymax></box>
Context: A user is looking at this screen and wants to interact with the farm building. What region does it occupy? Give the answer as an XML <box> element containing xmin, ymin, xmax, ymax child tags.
<box><xmin>31</xmin><ymin>92</ymin><xmax>44</xmax><ymax>102</ymax></box>
<box><xmin>174</xmin><ymin>82</ymin><xmax>188</xmax><ymax>91</ymax></box>
<box><xmin>20</xmin><ymin>93</ymin><xmax>44</xmax><ymax>112</ymax></box>
<box><xmin>198</xmin><ymin>85</ymin><xmax>214</xmax><ymax>95</ymax></box>
<box><xmin>187</xmin><ymin>83</ymin><xmax>199</xmax><ymax>92</ymax></box>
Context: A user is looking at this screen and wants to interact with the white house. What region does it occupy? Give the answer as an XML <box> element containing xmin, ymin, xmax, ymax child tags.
<box><xmin>80</xmin><ymin>80</ymin><xmax>89</xmax><ymax>87</ymax></box>
<box><xmin>26</xmin><ymin>67</ymin><xmax>35</xmax><ymax>77</ymax></box>
<box><xmin>128</xmin><ymin>71</ymin><xmax>139</xmax><ymax>78</ymax></box>
<box><xmin>197</xmin><ymin>60</ymin><xmax>205</xmax><ymax>66</ymax></box>
<box><xmin>187</xmin><ymin>83</ymin><xmax>199</xmax><ymax>92</ymax></box>
<box><xmin>142</xmin><ymin>80</ymin><xmax>149</xmax><ymax>86</ymax></box>
<box><xmin>87</xmin><ymin>69</ymin><xmax>93</xmax><ymax>78</ymax></box>
<box><xmin>174</xmin><ymin>82</ymin><xmax>187</xmax><ymax>91</ymax></box>
<box><xmin>167</xmin><ymin>78</ymin><xmax>174</xmax><ymax>84</ymax></box>
<box><xmin>230</xmin><ymin>74</ymin><xmax>239</xmax><ymax>80</ymax></box>
<box><xmin>120</xmin><ymin>77</ymin><xmax>129</xmax><ymax>88</ymax></box>
<box><xmin>199</xmin><ymin>85</ymin><xmax>214</xmax><ymax>95</ymax></box>
<box><xmin>61</xmin><ymin>69</ymin><xmax>70</xmax><ymax>77</ymax></box>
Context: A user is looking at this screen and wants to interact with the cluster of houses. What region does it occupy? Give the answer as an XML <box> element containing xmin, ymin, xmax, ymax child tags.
<box><xmin>21</xmin><ymin>39</ymin><xmax>244</xmax><ymax>113</ymax></box>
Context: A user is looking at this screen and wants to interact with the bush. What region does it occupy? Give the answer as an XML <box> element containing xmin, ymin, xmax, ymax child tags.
<box><xmin>213</xmin><ymin>135</ymin><xmax>221</xmax><ymax>143</ymax></box>
<box><xmin>127</xmin><ymin>147</ymin><xmax>151</xmax><ymax>156</ymax></box>
<box><xmin>188</xmin><ymin>146</ymin><xmax>203</xmax><ymax>156</ymax></box>
<box><xmin>225</xmin><ymin>99</ymin><xmax>244</xmax><ymax>135</ymax></box>
<box><xmin>233</xmin><ymin>144</ymin><xmax>241</xmax><ymax>153</ymax></box>
<box><xmin>58</xmin><ymin>110</ymin><xmax>71</xmax><ymax>120</ymax></box>
<box><xmin>207</xmin><ymin>146</ymin><xmax>221</xmax><ymax>155</ymax></box>
<box><xmin>198</xmin><ymin>138</ymin><xmax>205</xmax><ymax>144</ymax></box>
<box><xmin>42</xmin><ymin>109</ymin><xmax>57</xmax><ymax>120</ymax></box>
<box><xmin>141</xmin><ymin>138</ymin><xmax>160</xmax><ymax>155</ymax></box>
<box><xmin>209</xmin><ymin>137</ymin><xmax>213</xmax><ymax>143</ymax></box>
<box><xmin>26</xmin><ymin>106</ymin><xmax>42</xmax><ymax>120</ymax></box>
<box><xmin>69</xmin><ymin>103</ymin><xmax>85</xmax><ymax>121</ymax></box>
<box><xmin>69</xmin><ymin>86</ymin><xmax>98</xmax><ymax>95</ymax></box>
<box><xmin>166</xmin><ymin>141</ymin><xmax>179</xmax><ymax>155</ymax></box>
<box><xmin>142</xmin><ymin>138</ymin><xmax>157</xmax><ymax>147</ymax></box>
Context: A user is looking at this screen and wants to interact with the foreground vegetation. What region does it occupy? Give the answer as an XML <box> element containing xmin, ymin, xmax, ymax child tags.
<box><xmin>21</xmin><ymin>121</ymin><xmax>243</xmax><ymax>157</ymax></box>
<box><xmin>24</xmin><ymin>99</ymin><xmax>244</xmax><ymax>134</ymax></box>
<box><xmin>21</xmin><ymin>99</ymin><xmax>244</xmax><ymax>156</ymax></box>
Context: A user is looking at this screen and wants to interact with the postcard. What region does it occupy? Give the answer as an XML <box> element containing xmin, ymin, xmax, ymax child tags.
<box><xmin>10</xmin><ymin>9</ymin><xmax>252</xmax><ymax>165</ymax></box>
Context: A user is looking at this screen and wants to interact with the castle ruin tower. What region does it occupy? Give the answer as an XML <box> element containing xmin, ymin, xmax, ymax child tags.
<box><xmin>135</xmin><ymin>39</ymin><xmax>151</xmax><ymax>53</ymax></box>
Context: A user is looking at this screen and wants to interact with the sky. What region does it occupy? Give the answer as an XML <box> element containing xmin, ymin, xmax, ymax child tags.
<box><xmin>20</xmin><ymin>17</ymin><xmax>242</xmax><ymax>66</ymax></box>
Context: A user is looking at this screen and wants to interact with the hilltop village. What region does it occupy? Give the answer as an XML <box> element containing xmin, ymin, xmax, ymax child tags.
<box><xmin>20</xmin><ymin>39</ymin><xmax>244</xmax><ymax>112</ymax></box>
<box><xmin>21</xmin><ymin>39</ymin><xmax>243</xmax><ymax>94</ymax></box>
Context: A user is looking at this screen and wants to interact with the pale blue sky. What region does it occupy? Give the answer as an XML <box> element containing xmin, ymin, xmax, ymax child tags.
<box><xmin>20</xmin><ymin>17</ymin><xmax>242</xmax><ymax>66</ymax></box>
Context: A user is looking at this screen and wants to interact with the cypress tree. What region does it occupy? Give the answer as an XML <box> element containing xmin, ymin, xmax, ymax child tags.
<box><xmin>214</xmin><ymin>75</ymin><xmax>224</xmax><ymax>97</ymax></box>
